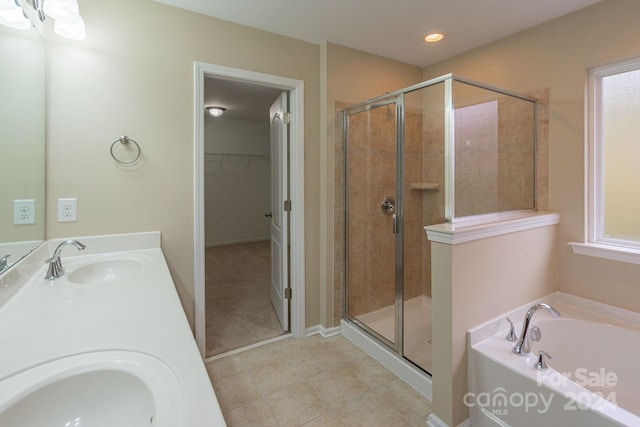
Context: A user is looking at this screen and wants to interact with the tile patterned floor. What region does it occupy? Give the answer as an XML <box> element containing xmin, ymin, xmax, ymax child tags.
<box><xmin>205</xmin><ymin>241</ymin><xmax>285</xmax><ymax>357</ymax></box>
<box><xmin>205</xmin><ymin>334</ymin><xmax>432</xmax><ymax>427</ymax></box>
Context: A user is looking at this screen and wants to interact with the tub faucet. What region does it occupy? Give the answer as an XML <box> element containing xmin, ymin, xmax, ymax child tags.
<box><xmin>45</xmin><ymin>240</ymin><xmax>86</xmax><ymax>280</ymax></box>
<box><xmin>0</xmin><ymin>254</ymin><xmax>10</xmax><ymax>273</ymax></box>
<box><xmin>512</xmin><ymin>303</ymin><xmax>561</xmax><ymax>356</ymax></box>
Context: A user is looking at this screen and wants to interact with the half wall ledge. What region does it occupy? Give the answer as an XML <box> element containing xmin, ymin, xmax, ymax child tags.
<box><xmin>425</xmin><ymin>212</ymin><xmax>560</xmax><ymax>245</ymax></box>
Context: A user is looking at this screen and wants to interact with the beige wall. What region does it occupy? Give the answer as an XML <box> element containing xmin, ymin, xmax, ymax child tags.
<box><xmin>323</xmin><ymin>43</ymin><xmax>423</xmax><ymax>326</ymax></box>
<box><xmin>433</xmin><ymin>225</ymin><xmax>558</xmax><ymax>426</ymax></box>
<box><xmin>422</xmin><ymin>0</ymin><xmax>640</xmax><ymax>316</ymax></box>
<box><xmin>45</xmin><ymin>0</ymin><xmax>320</xmax><ymax>329</ymax></box>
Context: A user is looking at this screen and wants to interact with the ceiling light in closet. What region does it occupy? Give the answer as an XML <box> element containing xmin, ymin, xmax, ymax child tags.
<box><xmin>206</xmin><ymin>106</ymin><xmax>226</xmax><ymax>117</ymax></box>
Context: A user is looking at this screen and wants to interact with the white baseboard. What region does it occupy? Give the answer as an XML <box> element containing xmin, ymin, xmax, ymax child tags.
<box><xmin>427</xmin><ymin>413</ymin><xmax>449</xmax><ymax>427</ymax></box>
<box><xmin>205</xmin><ymin>237</ymin><xmax>270</xmax><ymax>247</ymax></box>
<box><xmin>427</xmin><ymin>413</ymin><xmax>472</xmax><ymax>427</ymax></box>
<box><xmin>305</xmin><ymin>324</ymin><xmax>341</xmax><ymax>338</ymax></box>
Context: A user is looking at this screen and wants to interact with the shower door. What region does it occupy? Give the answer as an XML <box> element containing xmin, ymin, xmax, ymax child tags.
<box><xmin>344</xmin><ymin>97</ymin><xmax>403</xmax><ymax>352</ymax></box>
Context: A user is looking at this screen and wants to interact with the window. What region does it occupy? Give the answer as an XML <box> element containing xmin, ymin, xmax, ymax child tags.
<box><xmin>571</xmin><ymin>57</ymin><xmax>640</xmax><ymax>263</ymax></box>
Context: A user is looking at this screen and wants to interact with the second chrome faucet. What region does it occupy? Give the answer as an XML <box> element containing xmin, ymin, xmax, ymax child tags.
<box><xmin>44</xmin><ymin>240</ymin><xmax>86</xmax><ymax>280</ymax></box>
<box><xmin>512</xmin><ymin>303</ymin><xmax>561</xmax><ymax>356</ymax></box>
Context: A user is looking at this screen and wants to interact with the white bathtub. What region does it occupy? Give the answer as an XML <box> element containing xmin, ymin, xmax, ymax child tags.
<box><xmin>468</xmin><ymin>298</ymin><xmax>640</xmax><ymax>427</ymax></box>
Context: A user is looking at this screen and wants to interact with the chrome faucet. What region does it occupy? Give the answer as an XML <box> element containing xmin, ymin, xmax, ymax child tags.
<box><xmin>512</xmin><ymin>303</ymin><xmax>561</xmax><ymax>356</ymax></box>
<box><xmin>0</xmin><ymin>254</ymin><xmax>10</xmax><ymax>273</ymax></box>
<box><xmin>44</xmin><ymin>240</ymin><xmax>86</xmax><ymax>280</ymax></box>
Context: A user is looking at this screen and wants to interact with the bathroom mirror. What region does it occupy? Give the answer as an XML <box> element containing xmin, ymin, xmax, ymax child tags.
<box><xmin>0</xmin><ymin>22</ymin><xmax>46</xmax><ymax>271</ymax></box>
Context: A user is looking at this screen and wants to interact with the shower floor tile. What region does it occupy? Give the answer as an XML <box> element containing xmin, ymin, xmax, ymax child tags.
<box><xmin>205</xmin><ymin>335</ymin><xmax>433</xmax><ymax>427</ymax></box>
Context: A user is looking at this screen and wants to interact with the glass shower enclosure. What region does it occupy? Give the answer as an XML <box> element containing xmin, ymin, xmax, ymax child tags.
<box><xmin>342</xmin><ymin>74</ymin><xmax>537</xmax><ymax>374</ymax></box>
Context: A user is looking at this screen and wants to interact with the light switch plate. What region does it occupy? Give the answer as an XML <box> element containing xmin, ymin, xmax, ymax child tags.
<box><xmin>57</xmin><ymin>198</ymin><xmax>77</xmax><ymax>222</ymax></box>
<box><xmin>13</xmin><ymin>199</ymin><xmax>36</xmax><ymax>225</ymax></box>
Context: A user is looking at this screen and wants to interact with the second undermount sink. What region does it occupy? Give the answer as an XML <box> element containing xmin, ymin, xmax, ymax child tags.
<box><xmin>66</xmin><ymin>254</ymin><xmax>153</xmax><ymax>285</ymax></box>
<box><xmin>0</xmin><ymin>351</ymin><xmax>182</xmax><ymax>427</ymax></box>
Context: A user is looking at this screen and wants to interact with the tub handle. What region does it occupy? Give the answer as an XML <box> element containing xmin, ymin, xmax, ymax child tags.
<box><xmin>535</xmin><ymin>350</ymin><xmax>552</xmax><ymax>371</ymax></box>
<box><xmin>505</xmin><ymin>317</ymin><xmax>518</xmax><ymax>342</ymax></box>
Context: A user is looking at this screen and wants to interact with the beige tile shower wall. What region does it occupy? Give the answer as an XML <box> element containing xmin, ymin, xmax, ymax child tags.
<box><xmin>497</xmin><ymin>96</ymin><xmax>536</xmax><ymax>211</ymax></box>
<box><xmin>404</xmin><ymin>109</ymin><xmax>427</xmax><ymax>301</ymax></box>
<box><xmin>346</xmin><ymin>107</ymin><xmax>397</xmax><ymax>317</ymax></box>
<box><xmin>454</xmin><ymin>101</ymin><xmax>499</xmax><ymax>217</ymax></box>
<box><xmin>422</xmin><ymin>109</ymin><xmax>446</xmax><ymax>298</ymax></box>
<box><xmin>423</xmin><ymin>110</ymin><xmax>446</xmax><ymax>225</ymax></box>
<box><xmin>335</xmin><ymin>106</ymin><xmax>427</xmax><ymax>319</ymax></box>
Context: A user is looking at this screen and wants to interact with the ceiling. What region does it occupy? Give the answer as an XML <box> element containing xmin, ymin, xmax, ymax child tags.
<box><xmin>157</xmin><ymin>0</ymin><xmax>601</xmax><ymax>67</ymax></box>
<box><xmin>183</xmin><ymin>0</ymin><xmax>602</xmax><ymax>122</ymax></box>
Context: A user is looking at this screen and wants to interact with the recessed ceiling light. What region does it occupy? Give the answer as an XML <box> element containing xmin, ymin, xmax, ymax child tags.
<box><xmin>206</xmin><ymin>106</ymin><xmax>226</xmax><ymax>117</ymax></box>
<box><xmin>424</xmin><ymin>32</ymin><xmax>444</xmax><ymax>43</ymax></box>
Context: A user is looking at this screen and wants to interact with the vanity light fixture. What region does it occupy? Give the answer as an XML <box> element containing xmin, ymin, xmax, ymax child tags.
<box><xmin>53</xmin><ymin>14</ymin><xmax>84</xmax><ymax>39</ymax></box>
<box><xmin>0</xmin><ymin>0</ymin><xmax>85</xmax><ymax>36</ymax></box>
<box><xmin>42</xmin><ymin>0</ymin><xmax>79</xmax><ymax>22</ymax></box>
<box><xmin>43</xmin><ymin>0</ymin><xmax>86</xmax><ymax>40</ymax></box>
<box><xmin>424</xmin><ymin>32</ymin><xmax>444</xmax><ymax>43</ymax></box>
<box><xmin>206</xmin><ymin>106</ymin><xmax>226</xmax><ymax>117</ymax></box>
<box><xmin>0</xmin><ymin>0</ymin><xmax>31</xmax><ymax>30</ymax></box>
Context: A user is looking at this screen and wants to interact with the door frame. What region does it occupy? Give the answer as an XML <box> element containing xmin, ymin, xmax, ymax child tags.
<box><xmin>193</xmin><ymin>62</ymin><xmax>306</xmax><ymax>357</ymax></box>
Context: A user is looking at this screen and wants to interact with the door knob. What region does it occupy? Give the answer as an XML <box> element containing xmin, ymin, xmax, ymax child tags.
<box><xmin>380</xmin><ymin>196</ymin><xmax>395</xmax><ymax>214</ymax></box>
<box><xmin>265</xmin><ymin>211</ymin><xmax>273</xmax><ymax>218</ymax></box>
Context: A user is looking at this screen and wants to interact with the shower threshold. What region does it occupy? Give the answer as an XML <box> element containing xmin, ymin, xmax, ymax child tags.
<box><xmin>341</xmin><ymin>296</ymin><xmax>433</xmax><ymax>401</ymax></box>
<box><xmin>356</xmin><ymin>295</ymin><xmax>433</xmax><ymax>373</ymax></box>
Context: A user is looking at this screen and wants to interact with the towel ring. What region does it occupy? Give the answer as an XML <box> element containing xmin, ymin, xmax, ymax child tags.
<box><xmin>110</xmin><ymin>135</ymin><xmax>141</xmax><ymax>165</ymax></box>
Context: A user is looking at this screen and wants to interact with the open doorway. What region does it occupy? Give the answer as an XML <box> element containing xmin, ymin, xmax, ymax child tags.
<box><xmin>194</xmin><ymin>63</ymin><xmax>306</xmax><ymax>359</ymax></box>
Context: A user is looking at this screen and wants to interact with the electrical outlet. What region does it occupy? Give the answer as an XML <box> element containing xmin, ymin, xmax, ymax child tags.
<box><xmin>13</xmin><ymin>199</ymin><xmax>36</xmax><ymax>225</ymax></box>
<box><xmin>57</xmin><ymin>198</ymin><xmax>77</xmax><ymax>222</ymax></box>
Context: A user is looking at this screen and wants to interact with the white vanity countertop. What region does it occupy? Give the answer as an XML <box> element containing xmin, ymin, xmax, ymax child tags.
<box><xmin>0</xmin><ymin>232</ymin><xmax>225</xmax><ymax>426</ymax></box>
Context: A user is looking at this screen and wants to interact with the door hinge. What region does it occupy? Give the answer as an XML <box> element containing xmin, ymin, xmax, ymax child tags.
<box><xmin>284</xmin><ymin>200</ymin><xmax>292</xmax><ymax>212</ymax></box>
<box><xmin>283</xmin><ymin>112</ymin><xmax>291</xmax><ymax>124</ymax></box>
<box><xmin>284</xmin><ymin>288</ymin><xmax>292</xmax><ymax>299</ymax></box>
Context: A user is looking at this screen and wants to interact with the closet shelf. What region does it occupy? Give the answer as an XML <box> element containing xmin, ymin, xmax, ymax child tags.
<box><xmin>409</xmin><ymin>182</ymin><xmax>440</xmax><ymax>191</ymax></box>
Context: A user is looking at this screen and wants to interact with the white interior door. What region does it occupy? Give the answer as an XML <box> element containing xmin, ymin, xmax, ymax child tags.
<box><xmin>270</xmin><ymin>91</ymin><xmax>289</xmax><ymax>331</ymax></box>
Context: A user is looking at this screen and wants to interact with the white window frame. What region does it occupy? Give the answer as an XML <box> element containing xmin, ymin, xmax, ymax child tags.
<box><xmin>570</xmin><ymin>56</ymin><xmax>640</xmax><ymax>264</ymax></box>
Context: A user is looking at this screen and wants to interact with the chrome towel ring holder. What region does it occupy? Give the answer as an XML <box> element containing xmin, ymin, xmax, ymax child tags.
<box><xmin>110</xmin><ymin>135</ymin><xmax>141</xmax><ymax>165</ymax></box>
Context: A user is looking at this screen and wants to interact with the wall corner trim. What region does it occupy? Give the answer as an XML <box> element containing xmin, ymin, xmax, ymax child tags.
<box><xmin>425</xmin><ymin>212</ymin><xmax>559</xmax><ymax>245</ymax></box>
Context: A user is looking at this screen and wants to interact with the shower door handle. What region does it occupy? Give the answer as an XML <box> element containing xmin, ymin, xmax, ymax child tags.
<box><xmin>380</xmin><ymin>196</ymin><xmax>395</xmax><ymax>214</ymax></box>
<box><xmin>381</xmin><ymin>196</ymin><xmax>397</xmax><ymax>234</ymax></box>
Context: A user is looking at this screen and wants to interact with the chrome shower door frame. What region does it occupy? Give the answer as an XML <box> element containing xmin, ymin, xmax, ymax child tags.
<box><xmin>343</xmin><ymin>94</ymin><xmax>405</xmax><ymax>355</ymax></box>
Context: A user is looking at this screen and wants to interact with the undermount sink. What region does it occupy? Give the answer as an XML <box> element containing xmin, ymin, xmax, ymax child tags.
<box><xmin>66</xmin><ymin>254</ymin><xmax>152</xmax><ymax>285</ymax></box>
<box><xmin>0</xmin><ymin>351</ymin><xmax>182</xmax><ymax>427</ymax></box>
